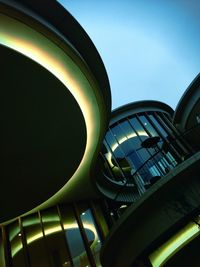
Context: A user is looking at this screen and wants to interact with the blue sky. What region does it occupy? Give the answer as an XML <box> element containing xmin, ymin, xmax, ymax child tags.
<box><xmin>59</xmin><ymin>0</ymin><xmax>200</xmax><ymax>110</ymax></box>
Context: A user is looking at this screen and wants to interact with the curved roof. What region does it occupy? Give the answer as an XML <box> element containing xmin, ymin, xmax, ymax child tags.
<box><xmin>110</xmin><ymin>100</ymin><xmax>174</xmax><ymax>125</ymax></box>
<box><xmin>0</xmin><ymin>0</ymin><xmax>111</xmax><ymax>222</ymax></box>
<box><xmin>173</xmin><ymin>73</ymin><xmax>200</xmax><ymax>130</ymax></box>
<box><xmin>1</xmin><ymin>0</ymin><xmax>111</xmax><ymax>111</ymax></box>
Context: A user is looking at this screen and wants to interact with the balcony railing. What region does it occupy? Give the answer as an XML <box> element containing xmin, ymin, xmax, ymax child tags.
<box><xmin>100</xmin><ymin>123</ymin><xmax>200</xmax><ymax>207</ymax></box>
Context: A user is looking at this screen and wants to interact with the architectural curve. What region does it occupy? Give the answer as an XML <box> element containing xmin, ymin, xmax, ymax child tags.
<box><xmin>0</xmin><ymin>0</ymin><xmax>111</xmax><ymax>222</ymax></box>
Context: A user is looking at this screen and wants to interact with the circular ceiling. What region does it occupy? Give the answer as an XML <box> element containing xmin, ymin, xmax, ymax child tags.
<box><xmin>0</xmin><ymin>45</ymin><xmax>86</xmax><ymax>221</ymax></box>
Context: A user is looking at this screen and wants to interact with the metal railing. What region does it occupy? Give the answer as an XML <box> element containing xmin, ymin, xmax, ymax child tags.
<box><xmin>101</xmin><ymin>123</ymin><xmax>200</xmax><ymax>204</ymax></box>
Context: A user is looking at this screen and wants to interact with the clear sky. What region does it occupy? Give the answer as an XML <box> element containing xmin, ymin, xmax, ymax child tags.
<box><xmin>58</xmin><ymin>0</ymin><xmax>200</xmax><ymax>111</ymax></box>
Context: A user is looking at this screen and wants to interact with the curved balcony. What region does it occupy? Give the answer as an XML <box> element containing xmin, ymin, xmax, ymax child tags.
<box><xmin>96</xmin><ymin>124</ymin><xmax>197</xmax><ymax>208</ymax></box>
<box><xmin>100</xmin><ymin>124</ymin><xmax>200</xmax><ymax>267</ymax></box>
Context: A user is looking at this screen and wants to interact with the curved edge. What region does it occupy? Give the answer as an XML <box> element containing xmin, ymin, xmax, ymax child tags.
<box><xmin>173</xmin><ymin>73</ymin><xmax>200</xmax><ymax>129</ymax></box>
<box><xmin>110</xmin><ymin>100</ymin><xmax>174</xmax><ymax>125</ymax></box>
<box><xmin>3</xmin><ymin>0</ymin><xmax>112</xmax><ymax>114</ymax></box>
<box><xmin>100</xmin><ymin>151</ymin><xmax>200</xmax><ymax>267</ymax></box>
<box><xmin>0</xmin><ymin>0</ymin><xmax>111</xmax><ymax>222</ymax></box>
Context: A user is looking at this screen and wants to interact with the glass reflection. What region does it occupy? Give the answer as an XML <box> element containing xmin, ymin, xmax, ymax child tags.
<box><xmin>80</xmin><ymin>206</ymin><xmax>101</xmax><ymax>267</ymax></box>
<box><xmin>149</xmin><ymin>114</ymin><xmax>168</xmax><ymax>138</ymax></box>
<box><xmin>22</xmin><ymin>213</ymin><xmax>49</xmax><ymax>267</ymax></box>
<box><xmin>101</xmin><ymin>110</ymin><xmax>185</xmax><ymax>193</ymax></box>
<box><xmin>60</xmin><ymin>205</ymin><xmax>91</xmax><ymax>267</ymax></box>
<box><xmin>8</xmin><ymin>220</ymin><xmax>26</xmax><ymax>267</ymax></box>
<box><xmin>41</xmin><ymin>207</ymin><xmax>72</xmax><ymax>267</ymax></box>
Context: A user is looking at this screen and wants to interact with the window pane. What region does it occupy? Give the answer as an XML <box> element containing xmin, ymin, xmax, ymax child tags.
<box><xmin>8</xmin><ymin>221</ymin><xmax>26</xmax><ymax>267</ymax></box>
<box><xmin>139</xmin><ymin>115</ymin><xmax>158</xmax><ymax>137</ymax></box>
<box><xmin>93</xmin><ymin>204</ymin><xmax>109</xmax><ymax>238</ymax></box>
<box><xmin>129</xmin><ymin>116</ymin><xmax>149</xmax><ymax>140</ymax></box>
<box><xmin>60</xmin><ymin>205</ymin><xmax>91</xmax><ymax>267</ymax></box>
<box><xmin>41</xmin><ymin>207</ymin><xmax>72</xmax><ymax>267</ymax></box>
<box><xmin>22</xmin><ymin>213</ymin><xmax>49</xmax><ymax>267</ymax></box>
<box><xmin>109</xmin><ymin>126</ymin><xmax>126</xmax><ymax>161</ymax></box>
<box><xmin>79</xmin><ymin>205</ymin><xmax>101</xmax><ymax>266</ymax></box>
<box><xmin>149</xmin><ymin>114</ymin><xmax>168</xmax><ymax>138</ymax></box>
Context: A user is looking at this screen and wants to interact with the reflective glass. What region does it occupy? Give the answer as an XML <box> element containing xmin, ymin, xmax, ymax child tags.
<box><xmin>157</xmin><ymin>112</ymin><xmax>174</xmax><ymax>134</ymax></box>
<box><xmin>41</xmin><ymin>207</ymin><xmax>72</xmax><ymax>267</ymax></box>
<box><xmin>103</xmin><ymin>140</ymin><xmax>124</xmax><ymax>180</ymax></box>
<box><xmin>105</xmin><ymin>130</ymin><xmax>125</xmax><ymax>167</ymax></box>
<box><xmin>166</xmin><ymin>152</ymin><xmax>177</xmax><ymax>167</ymax></box>
<box><xmin>129</xmin><ymin>116</ymin><xmax>149</xmax><ymax>140</ymax></box>
<box><xmin>93</xmin><ymin>204</ymin><xmax>109</xmax><ymax>238</ymax></box>
<box><xmin>79</xmin><ymin>206</ymin><xmax>102</xmax><ymax>267</ymax></box>
<box><xmin>109</xmin><ymin>126</ymin><xmax>126</xmax><ymax>160</ymax></box>
<box><xmin>8</xmin><ymin>220</ymin><xmax>26</xmax><ymax>267</ymax></box>
<box><xmin>149</xmin><ymin>114</ymin><xmax>168</xmax><ymax>137</ymax></box>
<box><xmin>120</xmin><ymin>120</ymin><xmax>140</xmax><ymax>149</ymax></box>
<box><xmin>60</xmin><ymin>205</ymin><xmax>91</xmax><ymax>267</ymax></box>
<box><xmin>22</xmin><ymin>213</ymin><xmax>49</xmax><ymax>267</ymax></box>
<box><xmin>139</xmin><ymin>115</ymin><xmax>158</xmax><ymax>137</ymax></box>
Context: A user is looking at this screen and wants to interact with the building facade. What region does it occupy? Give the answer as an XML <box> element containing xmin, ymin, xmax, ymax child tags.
<box><xmin>100</xmin><ymin>77</ymin><xmax>200</xmax><ymax>267</ymax></box>
<box><xmin>1</xmin><ymin>1</ymin><xmax>200</xmax><ymax>267</ymax></box>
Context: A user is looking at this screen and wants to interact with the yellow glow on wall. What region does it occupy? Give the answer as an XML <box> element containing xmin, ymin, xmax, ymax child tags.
<box><xmin>0</xmin><ymin>11</ymin><xmax>104</xmax><ymax>210</ymax></box>
<box><xmin>12</xmin><ymin>222</ymin><xmax>98</xmax><ymax>257</ymax></box>
<box><xmin>149</xmin><ymin>218</ymin><xmax>200</xmax><ymax>267</ymax></box>
<box><xmin>106</xmin><ymin>131</ymin><xmax>148</xmax><ymax>167</ymax></box>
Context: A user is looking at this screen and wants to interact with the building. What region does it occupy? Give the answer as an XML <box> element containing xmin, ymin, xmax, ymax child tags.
<box><xmin>0</xmin><ymin>1</ymin><xmax>200</xmax><ymax>267</ymax></box>
<box><xmin>100</xmin><ymin>77</ymin><xmax>200</xmax><ymax>267</ymax></box>
<box><xmin>0</xmin><ymin>0</ymin><xmax>111</xmax><ymax>266</ymax></box>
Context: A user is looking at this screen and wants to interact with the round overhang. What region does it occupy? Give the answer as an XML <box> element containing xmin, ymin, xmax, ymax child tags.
<box><xmin>0</xmin><ymin>44</ymin><xmax>86</xmax><ymax>221</ymax></box>
<box><xmin>110</xmin><ymin>100</ymin><xmax>174</xmax><ymax>125</ymax></box>
<box><xmin>100</xmin><ymin>152</ymin><xmax>200</xmax><ymax>267</ymax></box>
<box><xmin>173</xmin><ymin>73</ymin><xmax>200</xmax><ymax>131</ymax></box>
<box><xmin>0</xmin><ymin>2</ymin><xmax>111</xmax><ymax>222</ymax></box>
<box><xmin>173</xmin><ymin>74</ymin><xmax>200</xmax><ymax>150</ymax></box>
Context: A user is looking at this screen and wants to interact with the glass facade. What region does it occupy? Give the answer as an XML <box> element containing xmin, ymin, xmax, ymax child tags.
<box><xmin>0</xmin><ymin>201</ymin><xmax>109</xmax><ymax>267</ymax></box>
<box><xmin>101</xmin><ymin>110</ymin><xmax>191</xmax><ymax>200</ymax></box>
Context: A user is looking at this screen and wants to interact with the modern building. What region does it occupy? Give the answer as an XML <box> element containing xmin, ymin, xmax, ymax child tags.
<box><xmin>0</xmin><ymin>0</ymin><xmax>111</xmax><ymax>266</ymax></box>
<box><xmin>100</xmin><ymin>77</ymin><xmax>200</xmax><ymax>267</ymax></box>
<box><xmin>0</xmin><ymin>1</ymin><xmax>200</xmax><ymax>267</ymax></box>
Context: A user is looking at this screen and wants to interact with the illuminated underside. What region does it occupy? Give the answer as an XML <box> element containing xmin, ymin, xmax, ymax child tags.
<box><xmin>149</xmin><ymin>217</ymin><xmax>200</xmax><ymax>266</ymax></box>
<box><xmin>0</xmin><ymin>12</ymin><xmax>103</xmax><ymax>216</ymax></box>
<box><xmin>11</xmin><ymin>222</ymin><xmax>99</xmax><ymax>257</ymax></box>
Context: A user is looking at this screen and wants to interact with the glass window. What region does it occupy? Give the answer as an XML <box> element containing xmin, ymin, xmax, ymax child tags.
<box><xmin>105</xmin><ymin>129</ymin><xmax>118</xmax><ymax>152</ymax></box>
<box><xmin>109</xmin><ymin>126</ymin><xmax>126</xmax><ymax>158</ymax></box>
<box><xmin>149</xmin><ymin>114</ymin><xmax>168</xmax><ymax>138</ymax></box>
<box><xmin>93</xmin><ymin>203</ymin><xmax>109</xmax><ymax>238</ymax></box>
<box><xmin>129</xmin><ymin>116</ymin><xmax>149</xmax><ymax>140</ymax></box>
<box><xmin>157</xmin><ymin>112</ymin><xmax>174</xmax><ymax>134</ymax></box>
<box><xmin>22</xmin><ymin>213</ymin><xmax>49</xmax><ymax>267</ymax></box>
<box><xmin>8</xmin><ymin>221</ymin><xmax>26</xmax><ymax>267</ymax></box>
<box><xmin>41</xmin><ymin>207</ymin><xmax>72</xmax><ymax>267</ymax></box>
<box><xmin>79</xmin><ymin>205</ymin><xmax>102</xmax><ymax>267</ymax></box>
<box><xmin>60</xmin><ymin>205</ymin><xmax>91</xmax><ymax>267</ymax></box>
<box><xmin>117</xmin><ymin>120</ymin><xmax>149</xmax><ymax>170</ymax></box>
<box><xmin>120</xmin><ymin>120</ymin><xmax>140</xmax><ymax>149</ymax></box>
<box><xmin>166</xmin><ymin>152</ymin><xmax>177</xmax><ymax>167</ymax></box>
<box><xmin>105</xmin><ymin>129</ymin><xmax>125</xmax><ymax>167</ymax></box>
<box><xmin>139</xmin><ymin>115</ymin><xmax>158</xmax><ymax>137</ymax></box>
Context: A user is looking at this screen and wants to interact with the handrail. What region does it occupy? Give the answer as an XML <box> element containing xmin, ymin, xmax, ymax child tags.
<box><xmin>107</xmin><ymin>122</ymin><xmax>200</xmax><ymax>202</ymax></box>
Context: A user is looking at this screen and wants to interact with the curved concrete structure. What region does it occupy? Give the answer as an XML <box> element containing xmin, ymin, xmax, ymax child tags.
<box><xmin>101</xmin><ymin>151</ymin><xmax>200</xmax><ymax>267</ymax></box>
<box><xmin>110</xmin><ymin>100</ymin><xmax>174</xmax><ymax>125</ymax></box>
<box><xmin>0</xmin><ymin>0</ymin><xmax>111</xmax><ymax>222</ymax></box>
<box><xmin>173</xmin><ymin>73</ymin><xmax>200</xmax><ymax>150</ymax></box>
<box><xmin>96</xmin><ymin>100</ymin><xmax>175</xmax><ymax>201</ymax></box>
<box><xmin>174</xmin><ymin>73</ymin><xmax>200</xmax><ymax>131</ymax></box>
